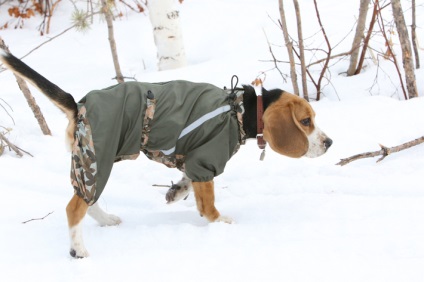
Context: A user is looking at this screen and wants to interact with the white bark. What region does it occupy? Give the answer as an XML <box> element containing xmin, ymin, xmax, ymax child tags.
<box><xmin>148</xmin><ymin>0</ymin><xmax>187</xmax><ymax>71</ymax></box>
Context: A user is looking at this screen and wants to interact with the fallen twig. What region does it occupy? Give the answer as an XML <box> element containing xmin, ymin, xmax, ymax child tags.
<box><xmin>152</xmin><ymin>184</ymin><xmax>172</xmax><ymax>188</ymax></box>
<box><xmin>22</xmin><ymin>211</ymin><xmax>54</xmax><ymax>224</ymax></box>
<box><xmin>336</xmin><ymin>136</ymin><xmax>424</xmax><ymax>166</ymax></box>
<box><xmin>0</xmin><ymin>131</ymin><xmax>33</xmax><ymax>157</ymax></box>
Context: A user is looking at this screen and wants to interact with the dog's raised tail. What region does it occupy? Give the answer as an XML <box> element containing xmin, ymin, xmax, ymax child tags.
<box><xmin>0</xmin><ymin>47</ymin><xmax>78</xmax><ymax>147</ymax></box>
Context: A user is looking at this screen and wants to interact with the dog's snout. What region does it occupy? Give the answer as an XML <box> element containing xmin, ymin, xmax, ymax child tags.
<box><xmin>324</xmin><ymin>138</ymin><xmax>333</xmax><ymax>149</ymax></box>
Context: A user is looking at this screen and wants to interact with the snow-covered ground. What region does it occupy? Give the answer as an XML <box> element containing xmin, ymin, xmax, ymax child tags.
<box><xmin>1</xmin><ymin>0</ymin><xmax>424</xmax><ymax>281</ymax></box>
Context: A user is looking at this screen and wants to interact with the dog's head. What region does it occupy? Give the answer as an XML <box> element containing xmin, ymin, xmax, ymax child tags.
<box><xmin>262</xmin><ymin>90</ymin><xmax>332</xmax><ymax>158</ymax></box>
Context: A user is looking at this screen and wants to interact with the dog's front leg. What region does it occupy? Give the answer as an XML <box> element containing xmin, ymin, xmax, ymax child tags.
<box><xmin>192</xmin><ymin>181</ymin><xmax>233</xmax><ymax>224</ymax></box>
<box><xmin>66</xmin><ymin>194</ymin><xmax>89</xmax><ymax>258</ymax></box>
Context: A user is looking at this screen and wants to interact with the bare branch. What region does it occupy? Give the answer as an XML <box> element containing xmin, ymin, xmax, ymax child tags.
<box><xmin>313</xmin><ymin>0</ymin><xmax>332</xmax><ymax>101</ymax></box>
<box><xmin>278</xmin><ymin>0</ymin><xmax>299</xmax><ymax>94</ymax></box>
<box><xmin>336</xmin><ymin>136</ymin><xmax>424</xmax><ymax>166</ymax></box>
<box><xmin>0</xmin><ymin>131</ymin><xmax>33</xmax><ymax>157</ymax></box>
<box><xmin>152</xmin><ymin>184</ymin><xmax>172</xmax><ymax>188</ymax></box>
<box><xmin>0</xmin><ymin>12</ymin><xmax>101</xmax><ymax>70</ymax></box>
<box><xmin>307</xmin><ymin>50</ymin><xmax>354</xmax><ymax>68</ymax></box>
<box><xmin>22</xmin><ymin>211</ymin><xmax>54</xmax><ymax>224</ymax></box>
<box><xmin>376</xmin><ymin>0</ymin><xmax>408</xmax><ymax>100</ymax></box>
<box><xmin>355</xmin><ymin>0</ymin><xmax>378</xmax><ymax>75</ymax></box>
<box><xmin>101</xmin><ymin>0</ymin><xmax>124</xmax><ymax>83</ymax></box>
<box><xmin>411</xmin><ymin>0</ymin><xmax>420</xmax><ymax>69</ymax></box>
<box><xmin>293</xmin><ymin>0</ymin><xmax>308</xmax><ymax>100</ymax></box>
<box><xmin>263</xmin><ymin>28</ymin><xmax>287</xmax><ymax>83</ymax></box>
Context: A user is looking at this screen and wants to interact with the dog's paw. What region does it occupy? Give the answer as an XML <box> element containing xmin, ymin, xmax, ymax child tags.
<box><xmin>70</xmin><ymin>247</ymin><xmax>89</xmax><ymax>259</ymax></box>
<box><xmin>99</xmin><ymin>214</ymin><xmax>122</xmax><ymax>226</ymax></box>
<box><xmin>166</xmin><ymin>175</ymin><xmax>193</xmax><ymax>204</ymax></box>
<box><xmin>215</xmin><ymin>215</ymin><xmax>234</xmax><ymax>224</ymax></box>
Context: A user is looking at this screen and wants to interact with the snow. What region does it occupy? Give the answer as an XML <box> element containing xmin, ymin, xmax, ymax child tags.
<box><xmin>1</xmin><ymin>0</ymin><xmax>424</xmax><ymax>281</ymax></box>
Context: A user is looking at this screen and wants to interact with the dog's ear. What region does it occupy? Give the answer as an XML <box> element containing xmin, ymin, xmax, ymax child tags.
<box><xmin>263</xmin><ymin>100</ymin><xmax>308</xmax><ymax>158</ymax></box>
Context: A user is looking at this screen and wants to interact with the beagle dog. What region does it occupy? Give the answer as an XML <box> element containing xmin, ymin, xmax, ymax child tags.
<box><xmin>0</xmin><ymin>47</ymin><xmax>332</xmax><ymax>258</ymax></box>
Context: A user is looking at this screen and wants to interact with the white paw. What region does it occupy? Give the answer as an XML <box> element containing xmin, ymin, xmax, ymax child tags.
<box><xmin>100</xmin><ymin>214</ymin><xmax>122</xmax><ymax>226</ymax></box>
<box><xmin>215</xmin><ymin>215</ymin><xmax>234</xmax><ymax>224</ymax></box>
<box><xmin>87</xmin><ymin>202</ymin><xmax>121</xmax><ymax>226</ymax></box>
<box><xmin>70</xmin><ymin>247</ymin><xmax>89</xmax><ymax>258</ymax></box>
<box><xmin>69</xmin><ymin>225</ymin><xmax>89</xmax><ymax>258</ymax></box>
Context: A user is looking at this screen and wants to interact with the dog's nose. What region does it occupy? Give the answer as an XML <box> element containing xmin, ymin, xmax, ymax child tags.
<box><xmin>324</xmin><ymin>138</ymin><xmax>333</xmax><ymax>149</ymax></box>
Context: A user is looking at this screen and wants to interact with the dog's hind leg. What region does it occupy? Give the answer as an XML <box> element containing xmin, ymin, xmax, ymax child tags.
<box><xmin>66</xmin><ymin>194</ymin><xmax>89</xmax><ymax>258</ymax></box>
<box><xmin>192</xmin><ymin>181</ymin><xmax>233</xmax><ymax>224</ymax></box>
<box><xmin>87</xmin><ymin>201</ymin><xmax>122</xmax><ymax>226</ymax></box>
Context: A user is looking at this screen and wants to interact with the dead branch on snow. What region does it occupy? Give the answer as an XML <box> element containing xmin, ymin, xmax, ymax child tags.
<box><xmin>0</xmin><ymin>129</ymin><xmax>33</xmax><ymax>157</ymax></box>
<box><xmin>22</xmin><ymin>211</ymin><xmax>54</xmax><ymax>224</ymax></box>
<box><xmin>336</xmin><ymin>136</ymin><xmax>424</xmax><ymax>166</ymax></box>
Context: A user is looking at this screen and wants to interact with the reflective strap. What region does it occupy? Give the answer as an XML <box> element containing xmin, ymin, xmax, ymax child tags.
<box><xmin>161</xmin><ymin>104</ymin><xmax>231</xmax><ymax>155</ymax></box>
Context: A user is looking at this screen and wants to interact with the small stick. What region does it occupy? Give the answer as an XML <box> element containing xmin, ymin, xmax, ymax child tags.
<box><xmin>0</xmin><ymin>132</ymin><xmax>33</xmax><ymax>157</ymax></box>
<box><xmin>152</xmin><ymin>184</ymin><xmax>172</xmax><ymax>188</ymax></box>
<box><xmin>22</xmin><ymin>211</ymin><xmax>54</xmax><ymax>224</ymax></box>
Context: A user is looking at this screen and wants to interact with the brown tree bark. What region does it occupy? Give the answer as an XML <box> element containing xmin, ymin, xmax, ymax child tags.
<box><xmin>0</xmin><ymin>37</ymin><xmax>52</xmax><ymax>136</ymax></box>
<box><xmin>292</xmin><ymin>0</ymin><xmax>308</xmax><ymax>101</ymax></box>
<box><xmin>100</xmin><ymin>0</ymin><xmax>124</xmax><ymax>83</ymax></box>
<box><xmin>411</xmin><ymin>0</ymin><xmax>420</xmax><ymax>69</ymax></box>
<box><xmin>278</xmin><ymin>0</ymin><xmax>299</xmax><ymax>96</ymax></box>
<box><xmin>391</xmin><ymin>0</ymin><xmax>418</xmax><ymax>98</ymax></box>
<box><xmin>14</xmin><ymin>74</ymin><xmax>52</xmax><ymax>136</ymax></box>
<box><xmin>376</xmin><ymin>4</ymin><xmax>408</xmax><ymax>100</ymax></box>
<box><xmin>355</xmin><ymin>0</ymin><xmax>378</xmax><ymax>75</ymax></box>
<box><xmin>347</xmin><ymin>0</ymin><xmax>370</xmax><ymax>76</ymax></box>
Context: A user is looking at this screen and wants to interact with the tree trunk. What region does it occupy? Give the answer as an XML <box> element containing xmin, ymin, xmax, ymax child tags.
<box><xmin>347</xmin><ymin>0</ymin><xmax>370</xmax><ymax>76</ymax></box>
<box><xmin>148</xmin><ymin>0</ymin><xmax>187</xmax><ymax>71</ymax></box>
<box><xmin>411</xmin><ymin>0</ymin><xmax>420</xmax><ymax>69</ymax></box>
<box><xmin>0</xmin><ymin>37</ymin><xmax>51</xmax><ymax>136</ymax></box>
<box><xmin>391</xmin><ymin>0</ymin><xmax>418</xmax><ymax>99</ymax></box>
<box><xmin>100</xmin><ymin>0</ymin><xmax>124</xmax><ymax>83</ymax></box>
<box><xmin>355</xmin><ymin>0</ymin><xmax>378</xmax><ymax>75</ymax></box>
<box><xmin>292</xmin><ymin>0</ymin><xmax>308</xmax><ymax>101</ymax></box>
<box><xmin>278</xmin><ymin>0</ymin><xmax>299</xmax><ymax>96</ymax></box>
<box><xmin>14</xmin><ymin>74</ymin><xmax>52</xmax><ymax>135</ymax></box>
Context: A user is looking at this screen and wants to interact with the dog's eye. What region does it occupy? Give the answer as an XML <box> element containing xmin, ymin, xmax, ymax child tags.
<box><xmin>300</xmin><ymin>118</ymin><xmax>311</xmax><ymax>126</ymax></box>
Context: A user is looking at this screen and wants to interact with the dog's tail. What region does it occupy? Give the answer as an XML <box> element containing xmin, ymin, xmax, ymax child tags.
<box><xmin>0</xmin><ymin>47</ymin><xmax>78</xmax><ymax>146</ymax></box>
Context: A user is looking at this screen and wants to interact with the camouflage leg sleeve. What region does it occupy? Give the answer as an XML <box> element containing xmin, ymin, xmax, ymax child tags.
<box><xmin>70</xmin><ymin>105</ymin><xmax>98</xmax><ymax>205</ymax></box>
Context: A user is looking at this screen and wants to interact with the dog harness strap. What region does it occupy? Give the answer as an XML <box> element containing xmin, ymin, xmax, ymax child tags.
<box><xmin>225</xmin><ymin>79</ymin><xmax>246</xmax><ymax>147</ymax></box>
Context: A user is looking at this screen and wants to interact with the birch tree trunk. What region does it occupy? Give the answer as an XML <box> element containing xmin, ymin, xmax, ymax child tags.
<box><xmin>148</xmin><ymin>0</ymin><xmax>187</xmax><ymax>71</ymax></box>
<box><xmin>391</xmin><ymin>0</ymin><xmax>418</xmax><ymax>98</ymax></box>
<box><xmin>278</xmin><ymin>0</ymin><xmax>299</xmax><ymax>96</ymax></box>
<box><xmin>347</xmin><ymin>0</ymin><xmax>370</xmax><ymax>76</ymax></box>
<box><xmin>292</xmin><ymin>0</ymin><xmax>308</xmax><ymax>101</ymax></box>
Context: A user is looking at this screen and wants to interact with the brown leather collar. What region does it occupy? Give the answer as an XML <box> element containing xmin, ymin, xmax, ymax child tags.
<box><xmin>256</xmin><ymin>94</ymin><xmax>266</xmax><ymax>150</ymax></box>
